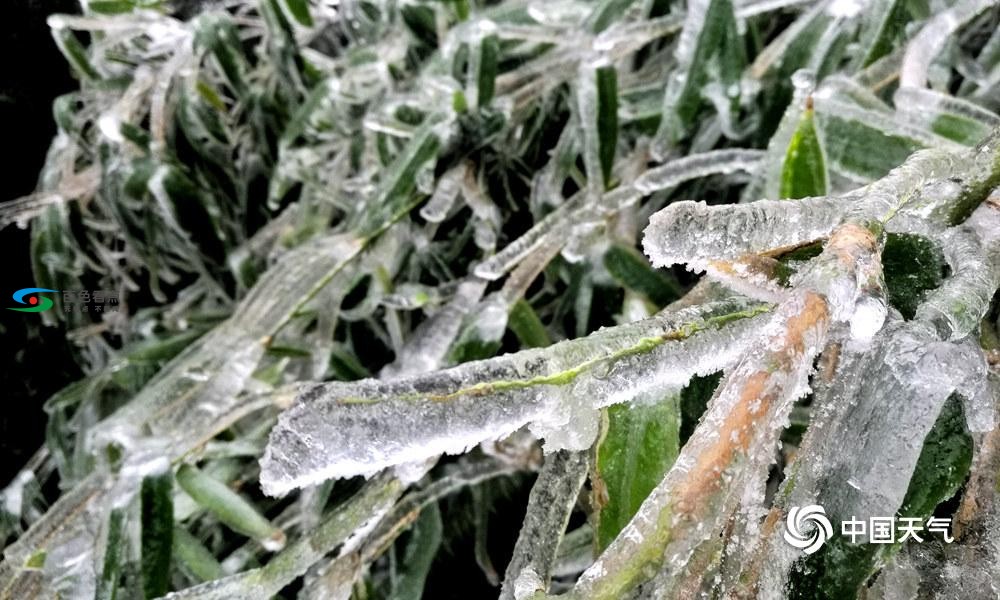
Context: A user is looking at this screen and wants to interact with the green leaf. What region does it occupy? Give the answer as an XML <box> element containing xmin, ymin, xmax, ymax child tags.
<box><xmin>881</xmin><ymin>234</ymin><xmax>946</xmax><ymax>320</ymax></box>
<box><xmin>859</xmin><ymin>0</ymin><xmax>912</xmax><ymax>67</ymax></box>
<box><xmin>95</xmin><ymin>508</ymin><xmax>126</xmax><ymax>600</ymax></box>
<box><xmin>88</xmin><ymin>1</ymin><xmax>136</xmax><ymax>15</ymax></box>
<box><xmin>389</xmin><ymin>504</ymin><xmax>443</xmax><ymax>600</ymax></box>
<box><xmin>475</xmin><ymin>34</ymin><xmax>500</xmax><ymax>108</ymax></box>
<box><xmin>400</xmin><ymin>4</ymin><xmax>437</xmax><ymax>47</ymax></box>
<box><xmin>141</xmin><ymin>472</ymin><xmax>174</xmax><ymax>599</ymax></box>
<box><xmin>173</xmin><ymin>527</ymin><xmax>225</xmax><ymax>582</ymax></box>
<box><xmin>594</xmin><ymin>393</ymin><xmax>681</xmax><ymax>551</ymax></box>
<box><xmin>815</xmin><ymin>110</ymin><xmax>925</xmax><ymax>182</ymax></box>
<box><xmin>357</xmin><ymin>117</ymin><xmax>443</xmax><ymax>236</ymax></box>
<box><xmin>23</xmin><ymin>550</ymin><xmax>46</xmax><ymax>570</ymax></box>
<box><xmin>897</xmin><ymin>395</ymin><xmax>973</xmax><ymax>517</ymax></box>
<box><xmin>596</xmin><ymin>65</ymin><xmax>618</xmax><ymax>189</ymax></box>
<box><xmin>604</xmin><ymin>244</ymin><xmax>681</xmax><ymax>307</ymax></box>
<box><xmin>176</xmin><ymin>464</ymin><xmax>285</xmax><ymax>550</ymax></box>
<box><xmin>52</xmin><ymin>28</ymin><xmax>100</xmax><ymax>81</ymax></box>
<box><xmin>779</xmin><ymin>107</ymin><xmax>828</xmax><ymax>199</ymax></box>
<box><xmin>655</xmin><ymin>0</ymin><xmax>744</xmax><ymax>144</ymax></box>
<box><xmin>509</xmin><ymin>299</ymin><xmax>551</xmax><ymax>348</ymax></box>
<box><xmin>284</xmin><ymin>0</ymin><xmax>314</xmax><ymax>26</ymax></box>
<box><xmin>193</xmin><ymin>15</ymin><xmax>248</xmax><ymax>96</ymax></box>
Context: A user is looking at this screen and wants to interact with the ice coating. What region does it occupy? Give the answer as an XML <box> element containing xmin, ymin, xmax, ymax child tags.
<box><xmin>740</xmin><ymin>318</ymin><xmax>989</xmax><ymax>596</ymax></box>
<box><xmin>419</xmin><ymin>164</ymin><xmax>465</xmax><ymax>223</ymax></box>
<box><xmin>260</xmin><ymin>300</ymin><xmax>769</xmax><ymax>495</ymax></box>
<box><xmin>642</xmin><ymin>196</ymin><xmax>847</xmax><ymax>269</ymax></box>
<box><xmin>812</xmin><ymin>321</ymin><xmax>984</xmax><ymax>534</ymax></box>
<box><xmin>573</xmin><ymin>290</ymin><xmax>830</xmax><ymax>598</ymax></box>
<box><xmin>382</xmin><ymin>278</ymin><xmax>488</xmax><ymax>377</ymax></box>
<box><xmin>499</xmin><ymin>450</ymin><xmax>589</xmax><ymax>600</ymax></box>
<box><xmin>899</xmin><ymin>0</ymin><xmax>998</xmax><ymax>89</ymax></box>
<box><xmin>791</xmin><ymin>222</ymin><xmax>887</xmax><ymax>340</ymax></box>
<box><xmin>915</xmin><ymin>228</ymin><xmax>996</xmax><ymax>340</ymax></box>
<box><xmin>915</xmin><ymin>203</ymin><xmax>1000</xmax><ymax>341</ymax></box>
<box><xmin>575</xmin><ymin>57</ymin><xmax>607</xmax><ymax>200</ymax></box>
<box><xmin>633</xmin><ymin>149</ymin><xmax>764</xmax><ymax>194</ymax></box>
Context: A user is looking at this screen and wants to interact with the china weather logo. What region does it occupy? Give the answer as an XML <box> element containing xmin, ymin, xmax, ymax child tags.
<box><xmin>784</xmin><ymin>505</ymin><xmax>833</xmax><ymax>555</ymax></box>
<box><xmin>7</xmin><ymin>288</ymin><xmax>57</xmax><ymax>313</ymax></box>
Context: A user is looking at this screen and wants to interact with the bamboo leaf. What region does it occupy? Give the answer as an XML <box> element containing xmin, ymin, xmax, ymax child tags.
<box><xmin>389</xmin><ymin>504</ymin><xmax>443</xmax><ymax>600</ymax></box>
<box><xmin>176</xmin><ymin>464</ymin><xmax>285</xmax><ymax>551</ymax></box>
<box><xmin>604</xmin><ymin>244</ymin><xmax>681</xmax><ymax>307</ymax></box>
<box><xmin>95</xmin><ymin>508</ymin><xmax>126</xmax><ymax>600</ymax></box>
<box><xmin>141</xmin><ymin>472</ymin><xmax>174</xmax><ymax>599</ymax></box>
<box><xmin>284</xmin><ymin>0</ymin><xmax>314</xmax><ymax>27</ymax></box>
<box><xmin>594</xmin><ymin>394</ymin><xmax>681</xmax><ymax>551</ymax></box>
<box><xmin>779</xmin><ymin>106</ymin><xmax>828</xmax><ymax>199</ymax></box>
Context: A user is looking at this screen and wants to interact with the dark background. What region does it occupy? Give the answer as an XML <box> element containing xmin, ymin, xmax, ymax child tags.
<box><xmin>1</xmin><ymin>0</ymin><xmax>83</xmax><ymax>486</ymax></box>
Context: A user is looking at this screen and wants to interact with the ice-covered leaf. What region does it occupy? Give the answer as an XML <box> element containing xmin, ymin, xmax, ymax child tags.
<box><xmin>654</xmin><ymin>0</ymin><xmax>744</xmax><ymax>149</ymax></box>
<box><xmin>261</xmin><ymin>301</ymin><xmax>768</xmax><ymax>495</ymax></box>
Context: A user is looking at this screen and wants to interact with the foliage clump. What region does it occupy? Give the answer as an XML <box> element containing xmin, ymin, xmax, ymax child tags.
<box><xmin>2</xmin><ymin>0</ymin><xmax>1000</xmax><ymax>599</ymax></box>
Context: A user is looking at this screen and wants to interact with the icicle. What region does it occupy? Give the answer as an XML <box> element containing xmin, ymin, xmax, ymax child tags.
<box><xmin>634</xmin><ymin>149</ymin><xmax>765</xmax><ymax>195</ymax></box>
<box><xmin>461</xmin><ymin>169</ymin><xmax>503</xmax><ymax>251</ymax></box>
<box><xmin>419</xmin><ymin>164</ymin><xmax>466</xmax><ymax>223</ymax></box>
<box><xmin>383</xmin><ymin>279</ymin><xmax>488</xmax><ymax>378</ymax></box>
<box><xmin>473</xmin><ymin>196</ymin><xmax>582</xmax><ymax>280</ymax></box>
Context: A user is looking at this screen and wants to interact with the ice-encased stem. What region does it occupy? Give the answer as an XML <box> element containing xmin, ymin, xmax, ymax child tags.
<box><xmin>736</xmin><ymin>319</ymin><xmax>987</xmax><ymax>597</ymax></box>
<box><xmin>643</xmin><ymin>132</ymin><xmax>1000</xmax><ymax>271</ymax></box>
<box><xmin>546</xmin><ymin>290</ymin><xmax>829</xmax><ymax>600</ymax></box>
<box><xmin>633</xmin><ymin>149</ymin><xmax>764</xmax><ymax>195</ymax></box>
<box><xmin>498</xmin><ymin>450</ymin><xmax>589</xmax><ymax>600</ymax></box>
<box><xmin>162</xmin><ymin>476</ymin><xmax>403</xmax><ymax>600</ymax></box>
<box><xmin>303</xmin><ymin>457</ymin><xmax>516</xmax><ymax>599</ymax></box>
<box><xmin>899</xmin><ymin>0</ymin><xmax>998</xmax><ymax>89</ymax></box>
<box><xmin>643</xmin><ymin>195</ymin><xmax>848</xmax><ymax>269</ymax></box>
<box><xmin>260</xmin><ymin>299</ymin><xmax>770</xmax><ymax>495</ymax></box>
<box><xmin>915</xmin><ymin>203</ymin><xmax>1000</xmax><ymax>341</ymax></box>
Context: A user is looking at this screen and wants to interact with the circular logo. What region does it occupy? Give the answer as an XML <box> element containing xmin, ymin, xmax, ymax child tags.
<box><xmin>8</xmin><ymin>288</ymin><xmax>57</xmax><ymax>313</ymax></box>
<box><xmin>784</xmin><ymin>505</ymin><xmax>833</xmax><ymax>555</ymax></box>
